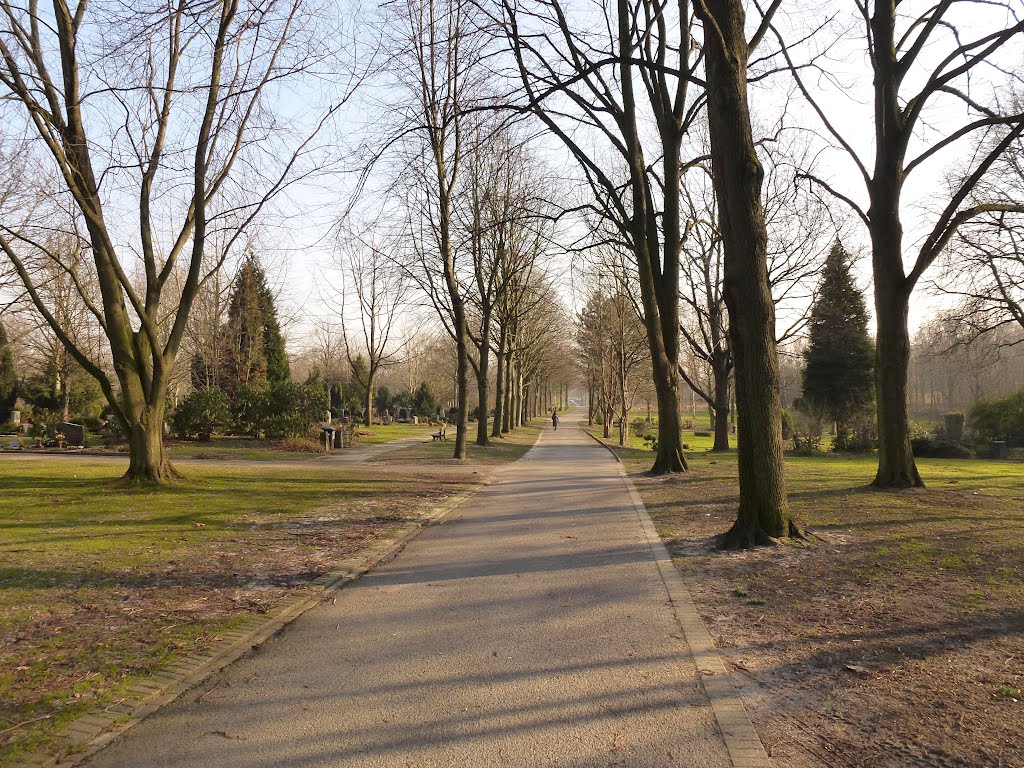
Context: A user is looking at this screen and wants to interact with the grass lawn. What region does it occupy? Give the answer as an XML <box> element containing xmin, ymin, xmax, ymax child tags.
<box><xmin>0</xmin><ymin>456</ymin><xmax>479</xmax><ymax>766</ymax></box>
<box><xmin>583</xmin><ymin>420</ymin><xmax>1024</xmax><ymax>768</ymax></box>
<box><xmin>374</xmin><ymin>420</ymin><xmax>544</xmax><ymax>464</ymax></box>
<box><xmin>162</xmin><ymin>423</ymin><xmax>438</xmax><ymax>461</ymax></box>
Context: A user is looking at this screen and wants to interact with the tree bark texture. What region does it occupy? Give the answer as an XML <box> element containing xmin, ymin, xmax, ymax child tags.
<box><xmin>867</xmin><ymin>0</ymin><xmax>923</xmax><ymax>487</ymax></box>
<box><xmin>712</xmin><ymin>357</ymin><xmax>731</xmax><ymax>451</ymax></box>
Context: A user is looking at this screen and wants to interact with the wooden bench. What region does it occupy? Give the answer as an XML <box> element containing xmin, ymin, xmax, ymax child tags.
<box><xmin>432</xmin><ymin>426</ymin><xmax>447</xmax><ymax>441</ymax></box>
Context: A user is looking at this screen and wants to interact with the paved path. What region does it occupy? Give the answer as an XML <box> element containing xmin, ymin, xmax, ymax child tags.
<box><xmin>83</xmin><ymin>419</ymin><xmax>732</xmax><ymax>767</ymax></box>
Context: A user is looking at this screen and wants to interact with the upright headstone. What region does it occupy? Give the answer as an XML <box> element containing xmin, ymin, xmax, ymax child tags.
<box><xmin>56</xmin><ymin>422</ymin><xmax>85</xmax><ymax>446</ymax></box>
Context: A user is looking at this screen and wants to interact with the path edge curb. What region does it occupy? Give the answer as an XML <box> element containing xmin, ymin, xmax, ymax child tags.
<box><xmin>20</xmin><ymin>426</ymin><xmax>547</xmax><ymax>768</ymax></box>
<box><xmin>579</xmin><ymin>423</ymin><xmax>772</xmax><ymax>768</ymax></box>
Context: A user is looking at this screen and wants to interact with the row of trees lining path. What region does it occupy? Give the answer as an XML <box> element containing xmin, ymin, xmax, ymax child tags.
<box><xmin>2</xmin><ymin>0</ymin><xmax>1023</xmax><ymax>548</ymax></box>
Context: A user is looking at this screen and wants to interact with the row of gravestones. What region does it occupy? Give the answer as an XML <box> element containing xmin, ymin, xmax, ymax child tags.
<box><xmin>2</xmin><ymin>411</ymin><xmax>85</xmax><ymax>447</ymax></box>
<box><xmin>332</xmin><ymin>407</ymin><xmax>424</xmax><ymax>425</ymax></box>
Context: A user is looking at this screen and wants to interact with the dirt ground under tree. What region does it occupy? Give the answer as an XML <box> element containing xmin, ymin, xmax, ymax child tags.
<box><xmin>599</xmin><ymin>433</ymin><xmax>1023</xmax><ymax>768</ymax></box>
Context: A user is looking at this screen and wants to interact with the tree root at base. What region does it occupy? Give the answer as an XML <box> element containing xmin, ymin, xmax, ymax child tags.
<box><xmin>717</xmin><ymin>517</ymin><xmax>808</xmax><ymax>550</ymax></box>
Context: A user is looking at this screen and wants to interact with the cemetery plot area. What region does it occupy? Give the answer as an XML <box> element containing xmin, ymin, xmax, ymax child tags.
<box><xmin>0</xmin><ymin>457</ymin><xmax>478</xmax><ymax>767</ymax></box>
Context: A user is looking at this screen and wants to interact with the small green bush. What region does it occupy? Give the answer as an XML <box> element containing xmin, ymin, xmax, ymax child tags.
<box><xmin>32</xmin><ymin>408</ymin><xmax>61</xmax><ymax>438</ymax></box>
<box><xmin>970</xmin><ymin>390</ymin><xmax>1024</xmax><ymax>447</ymax></box>
<box><xmin>693</xmin><ymin>430</ymin><xmax>711</xmax><ymax>437</ymax></box>
<box><xmin>265</xmin><ymin>381</ymin><xmax>327</xmax><ymax>439</ymax></box>
<box><xmin>911</xmin><ymin>437</ymin><xmax>971</xmax><ymax>459</ymax></box>
<box><xmin>173</xmin><ymin>388</ymin><xmax>231</xmax><ymax>441</ymax></box>
<box><xmin>781</xmin><ymin>409</ymin><xmax>794</xmax><ymax>441</ymax></box>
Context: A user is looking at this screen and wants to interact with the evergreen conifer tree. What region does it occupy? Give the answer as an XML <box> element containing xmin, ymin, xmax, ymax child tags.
<box><xmin>0</xmin><ymin>320</ymin><xmax>16</xmax><ymax>422</ymax></box>
<box><xmin>799</xmin><ymin>241</ymin><xmax>875</xmax><ymax>448</ymax></box>
<box><xmin>216</xmin><ymin>255</ymin><xmax>291</xmax><ymax>394</ymax></box>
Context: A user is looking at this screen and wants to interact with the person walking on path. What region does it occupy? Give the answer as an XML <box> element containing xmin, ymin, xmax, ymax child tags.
<box><xmin>551</xmin><ymin>409</ymin><xmax>559</xmax><ymax>430</ymax></box>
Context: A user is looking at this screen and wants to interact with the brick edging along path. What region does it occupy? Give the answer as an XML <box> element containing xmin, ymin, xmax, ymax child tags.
<box><xmin>21</xmin><ymin>432</ymin><xmax>542</xmax><ymax>768</ymax></box>
<box><xmin>580</xmin><ymin>423</ymin><xmax>772</xmax><ymax>768</ymax></box>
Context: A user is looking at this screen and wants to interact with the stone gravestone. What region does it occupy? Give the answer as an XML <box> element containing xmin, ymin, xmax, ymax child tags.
<box><xmin>943</xmin><ymin>412</ymin><xmax>965</xmax><ymax>444</ymax></box>
<box><xmin>56</xmin><ymin>422</ymin><xmax>85</xmax><ymax>446</ymax></box>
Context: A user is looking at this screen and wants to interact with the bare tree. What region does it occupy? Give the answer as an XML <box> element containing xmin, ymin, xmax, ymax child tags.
<box><xmin>500</xmin><ymin>0</ymin><xmax>706</xmax><ymax>473</ymax></box>
<box><xmin>0</xmin><ymin>0</ymin><xmax>345</xmax><ymax>482</ymax></box>
<box><xmin>385</xmin><ymin>0</ymin><xmax>485</xmax><ymax>459</ymax></box>
<box><xmin>459</xmin><ymin>126</ymin><xmax>547</xmax><ymax>445</ymax></box>
<box><xmin>693</xmin><ymin>0</ymin><xmax>801</xmax><ymax>545</ymax></box>
<box><xmin>678</xmin><ymin>168</ymin><xmax>732</xmax><ymax>451</ymax></box>
<box><xmin>773</xmin><ymin>1</ymin><xmax>1024</xmax><ymax>487</ymax></box>
<box><xmin>339</xmin><ymin>233</ymin><xmax>408</xmax><ymax>426</ymax></box>
<box><xmin>677</xmin><ymin>134</ymin><xmax>832</xmax><ymax>453</ymax></box>
<box><xmin>940</xmin><ymin>92</ymin><xmax>1024</xmax><ymax>342</ymax></box>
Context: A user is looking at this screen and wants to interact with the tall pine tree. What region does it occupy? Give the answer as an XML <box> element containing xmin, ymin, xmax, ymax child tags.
<box><xmin>194</xmin><ymin>256</ymin><xmax>290</xmax><ymax>394</ymax></box>
<box><xmin>800</xmin><ymin>241</ymin><xmax>875</xmax><ymax>448</ymax></box>
<box><xmin>0</xmin><ymin>320</ymin><xmax>16</xmax><ymax>422</ymax></box>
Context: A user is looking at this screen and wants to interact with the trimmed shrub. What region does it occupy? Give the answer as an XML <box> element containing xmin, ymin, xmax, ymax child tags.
<box><xmin>232</xmin><ymin>382</ymin><xmax>271</xmax><ymax>437</ymax></box>
<box><xmin>942</xmin><ymin>412</ymin><xmax>966</xmax><ymax>444</ymax></box>
<box><xmin>781</xmin><ymin>409</ymin><xmax>794</xmax><ymax>442</ymax></box>
<box><xmin>911</xmin><ymin>437</ymin><xmax>971</xmax><ymax>459</ymax></box>
<box><xmin>173</xmin><ymin>388</ymin><xmax>231</xmax><ymax>441</ymax></box>
<box><xmin>32</xmin><ymin>408</ymin><xmax>61</xmax><ymax>438</ymax></box>
<box><xmin>631</xmin><ymin>417</ymin><xmax>650</xmax><ymax>437</ymax></box>
<box><xmin>834</xmin><ymin>414</ymin><xmax>878</xmax><ymax>453</ymax></box>
<box><xmin>264</xmin><ymin>381</ymin><xmax>326</xmax><ymax>439</ymax></box>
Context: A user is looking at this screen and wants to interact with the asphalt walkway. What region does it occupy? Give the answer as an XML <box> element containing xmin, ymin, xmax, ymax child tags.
<box><xmin>83</xmin><ymin>418</ymin><xmax>733</xmax><ymax>767</ymax></box>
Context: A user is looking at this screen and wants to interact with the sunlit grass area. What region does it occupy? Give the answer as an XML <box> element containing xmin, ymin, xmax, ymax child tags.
<box><xmin>0</xmin><ymin>457</ymin><xmax>473</xmax><ymax>765</ymax></box>
<box><xmin>375</xmin><ymin>420</ymin><xmax>544</xmax><ymax>464</ymax></box>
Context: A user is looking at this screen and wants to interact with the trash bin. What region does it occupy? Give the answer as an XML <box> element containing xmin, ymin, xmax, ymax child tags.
<box><xmin>992</xmin><ymin>440</ymin><xmax>1009</xmax><ymax>459</ymax></box>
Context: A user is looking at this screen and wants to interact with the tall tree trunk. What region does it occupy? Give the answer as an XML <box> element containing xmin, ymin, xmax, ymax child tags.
<box><xmin>619</xmin><ymin>388</ymin><xmax>627</xmax><ymax>446</ymax></box>
<box><xmin>696</xmin><ymin>0</ymin><xmax>798</xmax><ymax>546</ymax></box>
<box><xmin>650</xmin><ymin>353</ymin><xmax>688</xmax><ymax>472</ymax></box>
<box><xmin>122</xmin><ymin>392</ymin><xmax>178</xmax><ymax>483</ymax></box>
<box><xmin>711</xmin><ymin>357</ymin><xmax>731</xmax><ymax>451</ymax></box>
<box><xmin>867</xmin><ymin>16</ymin><xmax>924</xmax><ymax>487</ymax></box>
<box><xmin>514</xmin><ymin>368</ymin><xmax>523</xmax><ymax>427</ymax></box>
<box><xmin>60</xmin><ymin>379</ymin><xmax>70</xmax><ymax>423</ymax></box>
<box><xmin>474</xmin><ymin>315</ymin><xmax>491</xmax><ymax>447</ymax></box>
<box><xmin>453</xmin><ymin>317</ymin><xmax>470</xmax><ymax>459</ymax></box>
<box><xmin>364</xmin><ymin>372</ymin><xmax>375</xmax><ymax>427</ymax></box>
<box><xmin>476</xmin><ymin>367</ymin><xmax>490</xmax><ymax>447</ymax></box>
<box><xmin>872</xmin><ymin>262</ymin><xmax>922</xmax><ymax>487</ymax></box>
<box><xmin>588</xmin><ymin>379</ymin><xmax>595</xmax><ymax>425</ymax></box>
<box><xmin>492</xmin><ymin>329</ymin><xmax>506</xmax><ymax>438</ymax></box>
<box><xmin>502</xmin><ymin>351</ymin><xmax>513</xmax><ymax>433</ymax></box>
